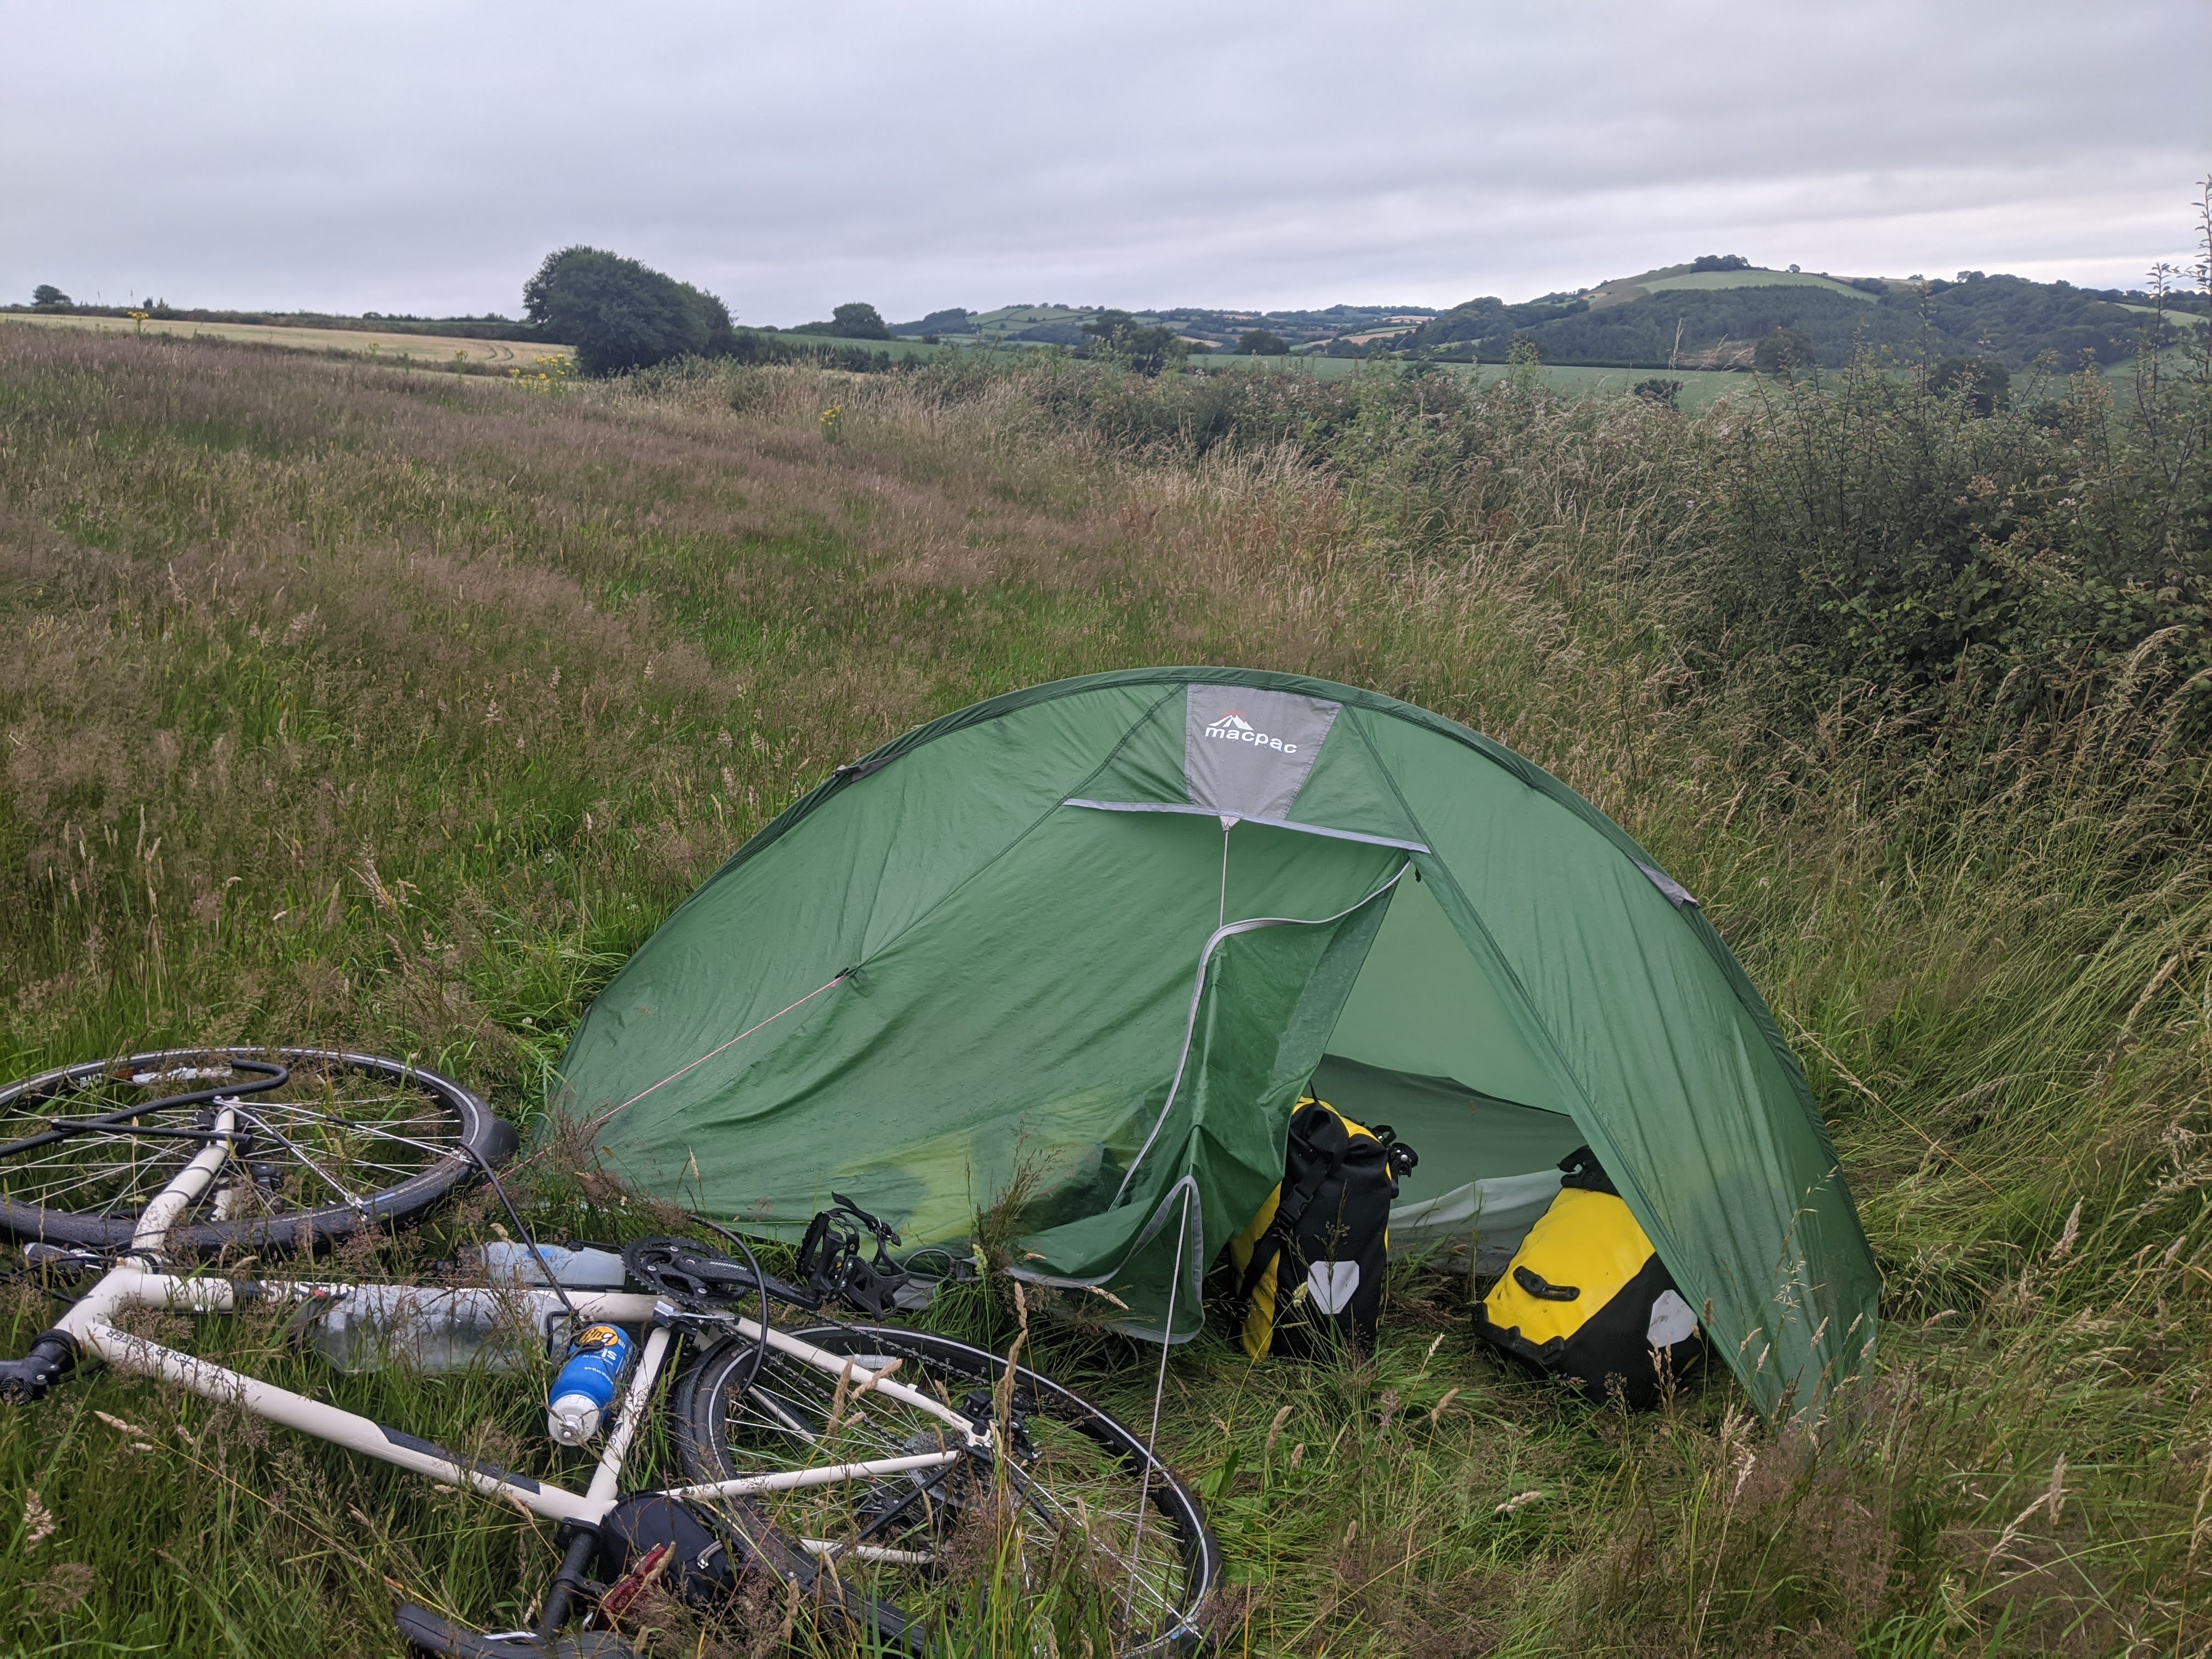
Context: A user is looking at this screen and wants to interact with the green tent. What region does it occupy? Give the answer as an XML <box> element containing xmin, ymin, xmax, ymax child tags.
<box><xmin>554</xmin><ymin>669</ymin><xmax>1877</xmax><ymax>1418</ymax></box>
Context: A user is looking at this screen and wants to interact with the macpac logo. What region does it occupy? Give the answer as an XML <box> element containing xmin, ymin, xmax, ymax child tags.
<box><xmin>1204</xmin><ymin>712</ymin><xmax>1298</xmax><ymax>753</ymax></box>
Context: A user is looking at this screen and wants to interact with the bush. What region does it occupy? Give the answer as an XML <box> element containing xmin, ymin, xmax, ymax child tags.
<box><xmin>1633</xmin><ymin>377</ymin><xmax>1681</xmax><ymax>409</ymax></box>
<box><xmin>1678</xmin><ymin>353</ymin><xmax>2212</xmax><ymax>714</ymax></box>
<box><xmin>522</xmin><ymin>247</ymin><xmax>735</xmax><ymax>376</ymax></box>
<box><xmin>1078</xmin><ymin>311</ymin><xmax>1186</xmax><ymax>376</ymax></box>
<box><xmin>924</xmin><ymin>320</ymin><xmax>2212</xmax><ymax>740</ymax></box>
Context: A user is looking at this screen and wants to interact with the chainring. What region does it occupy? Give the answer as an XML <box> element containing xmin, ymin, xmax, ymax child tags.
<box><xmin>620</xmin><ymin>1235</ymin><xmax>765</xmax><ymax>1312</ymax></box>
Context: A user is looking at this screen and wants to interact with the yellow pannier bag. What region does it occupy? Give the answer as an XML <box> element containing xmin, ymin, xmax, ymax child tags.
<box><xmin>1474</xmin><ymin>1147</ymin><xmax>1702</xmax><ymax>1408</ymax></box>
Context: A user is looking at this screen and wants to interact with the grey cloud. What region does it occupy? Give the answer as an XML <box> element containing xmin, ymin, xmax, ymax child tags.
<box><xmin>3</xmin><ymin>0</ymin><xmax>2204</xmax><ymax>320</ymax></box>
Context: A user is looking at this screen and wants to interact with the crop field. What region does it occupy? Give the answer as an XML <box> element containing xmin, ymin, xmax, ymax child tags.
<box><xmin>3</xmin><ymin>324</ymin><xmax>2210</xmax><ymax>1656</ymax></box>
<box><xmin>0</xmin><ymin>309</ymin><xmax>574</xmax><ymax>368</ymax></box>
<box><xmin>1632</xmin><ymin>269</ymin><xmax>1875</xmax><ymax>300</ymax></box>
<box><xmin>1584</xmin><ymin>266</ymin><xmax>1879</xmax><ymax>309</ymax></box>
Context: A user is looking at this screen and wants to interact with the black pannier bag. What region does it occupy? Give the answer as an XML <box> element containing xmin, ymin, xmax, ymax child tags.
<box><xmin>1472</xmin><ymin>1144</ymin><xmax>1704</xmax><ymax>1408</ymax></box>
<box><xmin>1227</xmin><ymin>1098</ymin><xmax>1417</xmax><ymax>1359</ymax></box>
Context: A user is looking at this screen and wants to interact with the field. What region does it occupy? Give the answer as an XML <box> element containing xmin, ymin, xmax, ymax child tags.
<box><xmin>1628</xmin><ymin>269</ymin><xmax>1875</xmax><ymax>301</ymax></box>
<box><xmin>3</xmin><ymin>323</ymin><xmax>2211</xmax><ymax>1656</ymax></box>
<box><xmin>0</xmin><ymin>309</ymin><xmax>574</xmax><ymax>368</ymax></box>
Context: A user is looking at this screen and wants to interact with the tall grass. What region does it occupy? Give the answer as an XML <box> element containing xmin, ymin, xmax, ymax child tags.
<box><xmin>3</xmin><ymin>311</ymin><xmax>2211</xmax><ymax>1655</ymax></box>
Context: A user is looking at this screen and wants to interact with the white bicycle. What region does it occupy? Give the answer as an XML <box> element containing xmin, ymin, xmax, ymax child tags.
<box><xmin>0</xmin><ymin>1048</ymin><xmax>1218</xmax><ymax>1657</ymax></box>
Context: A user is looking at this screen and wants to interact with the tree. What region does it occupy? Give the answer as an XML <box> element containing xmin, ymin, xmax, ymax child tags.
<box><xmin>1928</xmin><ymin>354</ymin><xmax>2011</xmax><ymax>415</ymax></box>
<box><xmin>793</xmin><ymin>303</ymin><xmax>890</xmax><ymax>340</ymax></box>
<box><xmin>830</xmin><ymin>302</ymin><xmax>889</xmax><ymax>340</ymax></box>
<box><xmin>523</xmin><ymin>246</ymin><xmax>733</xmax><ymax>376</ymax></box>
<box><xmin>1238</xmin><ymin>329</ymin><xmax>1289</xmax><ymax>356</ymax></box>
<box><xmin>31</xmin><ymin>284</ymin><xmax>70</xmax><ymax>309</ymax></box>
<box><xmin>1080</xmin><ymin>311</ymin><xmax>1186</xmax><ymax>375</ymax></box>
<box><xmin>1753</xmin><ymin>326</ymin><xmax>1814</xmax><ymax>377</ymax></box>
<box><xmin>1692</xmin><ymin>253</ymin><xmax>1751</xmax><ymax>273</ymax></box>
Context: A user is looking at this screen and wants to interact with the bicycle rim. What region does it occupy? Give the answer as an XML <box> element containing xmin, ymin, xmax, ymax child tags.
<box><xmin>0</xmin><ymin>1046</ymin><xmax>505</xmax><ymax>1252</ymax></box>
<box><xmin>669</xmin><ymin>1323</ymin><xmax>1217</xmax><ymax>1657</ymax></box>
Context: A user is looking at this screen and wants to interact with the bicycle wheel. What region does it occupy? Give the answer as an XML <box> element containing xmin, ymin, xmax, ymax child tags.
<box><xmin>669</xmin><ymin>1323</ymin><xmax>1218</xmax><ymax>1657</ymax></box>
<box><xmin>0</xmin><ymin>1046</ymin><xmax>513</xmax><ymax>1254</ymax></box>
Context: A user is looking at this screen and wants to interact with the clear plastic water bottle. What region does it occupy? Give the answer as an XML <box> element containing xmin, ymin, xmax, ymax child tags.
<box><xmin>303</xmin><ymin>1286</ymin><xmax>552</xmax><ymax>1374</ymax></box>
<box><xmin>546</xmin><ymin>1323</ymin><xmax>634</xmax><ymax>1446</ymax></box>
<box><xmin>470</xmin><ymin>1242</ymin><xmax>632</xmax><ymax>1290</ymax></box>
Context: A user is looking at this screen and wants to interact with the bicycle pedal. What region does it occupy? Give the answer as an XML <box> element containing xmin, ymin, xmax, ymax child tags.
<box><xmin>22</xmin><ymin>1242</ymin><xmax>108</xmax><ymax>1281</ymax></box>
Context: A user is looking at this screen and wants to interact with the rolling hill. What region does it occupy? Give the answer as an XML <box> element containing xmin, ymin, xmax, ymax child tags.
<box><xmin>884</xmin><ymin>259</ymin><xmax>2205</xmax><ymax>374</ymax></box>
<box><xmin>1396</xmin><ymin>262</ymin><xmax>2206</xmax><ymax>370</ymax></box>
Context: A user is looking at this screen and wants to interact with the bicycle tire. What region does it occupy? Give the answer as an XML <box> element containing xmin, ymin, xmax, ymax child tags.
<box><xmin>669</xmin><ymin>1323</ymin><xmax>1219</xmax><ymax>1657</ymax></box>
<box><xmin>0</xmin><ymin>1046</ymin><xmax>512</xmax><ymax>1254</ymax></box>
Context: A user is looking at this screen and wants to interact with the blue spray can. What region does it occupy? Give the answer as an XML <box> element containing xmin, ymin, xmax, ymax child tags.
<box><xmin>546</xmin><ymin>1323</ymin><xmax>633</xmax><ymax>1446</ymax></box>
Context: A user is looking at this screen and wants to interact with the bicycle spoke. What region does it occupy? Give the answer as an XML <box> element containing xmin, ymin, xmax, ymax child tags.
<box><xmin>0</xmin><ymin>1047</ymin><xmax>498</xmax><ymax>1252</ymax></box>
<box><xmin>677</xmin><ymin>1328</ymin><xmax>1205</xmax><ymax>1654</ymax></box>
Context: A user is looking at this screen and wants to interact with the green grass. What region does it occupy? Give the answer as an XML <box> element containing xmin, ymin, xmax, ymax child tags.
<box><xmin>1194</xmin><ymin>353</ymin><xmax>1754</xmax><ymax>406</ymax></box>
<box><xmin>3</xmin><ymin>326</ymin><xmax>2209</xmax><ymax>1655</ymax></box>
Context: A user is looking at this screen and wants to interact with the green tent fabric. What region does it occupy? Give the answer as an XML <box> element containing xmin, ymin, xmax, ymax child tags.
<box><xmin>552</xmin><ymin>668</ymin><xmax>1879</xmax><ymax>1419</ymax></box>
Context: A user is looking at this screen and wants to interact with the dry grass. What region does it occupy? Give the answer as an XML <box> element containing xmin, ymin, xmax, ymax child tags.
<box><xmin>4</xmin><ymin>328</ymin><xmax>2210</xmax><ymax>1656</ymax></box>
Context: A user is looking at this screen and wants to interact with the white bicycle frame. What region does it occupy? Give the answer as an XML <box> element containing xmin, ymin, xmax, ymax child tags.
<box><xmin>43</xmin><ymin>1112</ymin><xmax>992</xmax><ymax>1543</ymax></box>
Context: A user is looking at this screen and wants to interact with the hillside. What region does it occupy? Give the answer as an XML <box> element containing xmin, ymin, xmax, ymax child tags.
<box><xmin>882</xmin><ymin>300</ymin><xmax>1437</xmax><ymax>352</ymax></box>
<box><xmin>878</xmin><ymin>261</ymin><xmax>2205</xmax><ymax>374</ymax></box>
<box><xmin>1399</xmin><ymin>263</ymin><xmax>2207</xmax><ymax>370</ymax></box>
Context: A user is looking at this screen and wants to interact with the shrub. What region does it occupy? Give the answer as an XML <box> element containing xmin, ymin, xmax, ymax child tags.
<box><xmin>1078</xmin><ymin>311</ymin><xmax>1186</xmax><ymax>376</ymax></box>
<box><xmin>1633</xmin><ymin>376</ymin><xmax>1681</xmax><ymax>408</ymax></box>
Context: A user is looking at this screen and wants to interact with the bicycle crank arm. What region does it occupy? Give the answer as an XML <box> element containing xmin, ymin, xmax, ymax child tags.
<box><xmin>392</xmin><ymin>1604</ymin><xmax>636</xmax><ymax>1658</ymax></box>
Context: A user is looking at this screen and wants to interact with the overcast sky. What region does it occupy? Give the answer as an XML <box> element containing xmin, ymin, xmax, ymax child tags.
<box><xmin>4</xmin><ymin>1</ymin><xmax>2207</xmax><ymax>324</ymax></box>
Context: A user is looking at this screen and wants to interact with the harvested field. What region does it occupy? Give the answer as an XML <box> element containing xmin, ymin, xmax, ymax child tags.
<box><xmin>1</xmin><ymin>308</ymin><xmax>572</xmax><ymax>366</ymax></box>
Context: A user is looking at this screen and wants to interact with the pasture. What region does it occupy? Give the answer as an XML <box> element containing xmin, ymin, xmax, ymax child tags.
<box><xmin>2</xmin><ymin>325</ymin><xmax>2208</xmax><ymax>1656</ymax></box>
